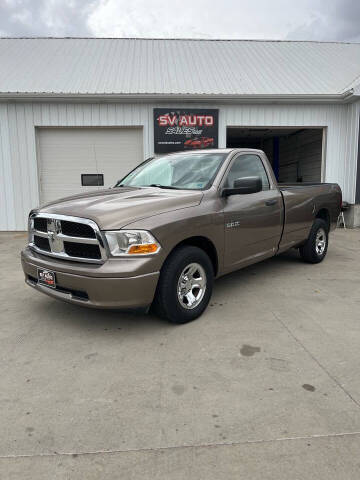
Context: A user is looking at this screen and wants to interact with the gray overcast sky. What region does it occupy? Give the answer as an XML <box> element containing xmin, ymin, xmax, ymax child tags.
<box><xmin>0</xmin><ymin>0</ymin><xmax>359</xmax><ymax>42</ymax></box>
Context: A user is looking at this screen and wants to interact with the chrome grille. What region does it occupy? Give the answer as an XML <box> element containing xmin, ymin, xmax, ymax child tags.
<box><xmin>34</xmin><ymin>235</ymin><xmax>51</xmax><ymax>251</ymax></box>
<box><xmin>28</xmin><ymin>213</ymin><xmax>107</xmax><ymax>264</ymax></box>
<box><xmin>33</xmin><ymin>217</ymin><xmax>48</xmax><ymax>232</ymax></box>
<box><xmin>60</xmin><ymin>220</ymin><xmax>96</xmax><ymax>239</ymax></box>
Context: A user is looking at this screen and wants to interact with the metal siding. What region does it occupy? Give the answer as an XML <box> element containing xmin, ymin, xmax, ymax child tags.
<box><xmin>0</xmin><ymin>104</ymin><xmax>16</xmax><ymax>230</ymax></box>
<box><xmin>345</xmin><ymin>102</ymin><xmax>360</xmax><ymax>204</ymax></box>
<box><xmin>0</xmin><ymin>101</ymin><xmax>358</xmax><ymax>230</ymax></box>
<box><xmin>277</xmin><ymin>130</ymin><xmax>323</xmax><ymax>183</ymax></box>
<box><xmin>356</xmin><ymin>113</ymin><xmax>360</xmax><ymax>203</ymax></box>
<box><xmin>2</xmin><ymin>38</ymin><xmax>360</xmax><ymax>95</ymax></box>
<box><xmin>7</xmin><ymin>104</ymin><xmax>25</xmax><ymax>229</ymax></box>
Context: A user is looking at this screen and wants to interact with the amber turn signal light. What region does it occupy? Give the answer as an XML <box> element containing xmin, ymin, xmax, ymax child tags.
<box><xmin>128</xmin><ymin>243</ymin><xmax>159</xmax><ymax>254</ymax></box>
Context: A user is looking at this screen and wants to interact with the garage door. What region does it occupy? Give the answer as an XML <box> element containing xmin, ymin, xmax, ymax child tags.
<box><xmin>37</xmin><ymin>127</ymin><xmax>143</xmax><ymax>204</ymax></box>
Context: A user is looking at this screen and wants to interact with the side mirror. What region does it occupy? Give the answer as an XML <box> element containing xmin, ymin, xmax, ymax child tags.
<box><xmin>222</xmin><ymin>176</ymin><xmax>262</xmax><ymax>197</ymax></box>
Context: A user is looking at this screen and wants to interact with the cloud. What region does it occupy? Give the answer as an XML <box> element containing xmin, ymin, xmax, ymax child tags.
<box><xmin>0</xmin><ymin>0</ymin><xmax>309</xmax><ymax>40</ymax></box>
<box><xmin>0</xmin><ymin>0</ymin><xmax>100</xmax><ymax>37</ymax></box>
<box><xmin>0</xmin><ymin>0</ymin><xmax>359</xmax><ymax>42</ymax></box>
<box><xmin>87</xmin><ymin>0</ymin><xmax>304</xmax><ymax>40</ymax></box>
<box><xmin>287</xmin><ymin>0</ymin><xmax>360</xmax><ymax>42</ymax></box>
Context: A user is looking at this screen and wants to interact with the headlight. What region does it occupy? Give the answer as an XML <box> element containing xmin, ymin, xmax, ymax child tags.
<box><xmin>28</xmin><ymin>214</ymin><xmax>35</xmax><ymax>244</ymax></box>
<box><xmin>104</xmin><ymin>230</ymin><xmax>161</xmax><ymax>256</ymax></box>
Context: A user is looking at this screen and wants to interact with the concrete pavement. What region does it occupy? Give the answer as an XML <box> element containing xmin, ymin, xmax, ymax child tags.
<box><xmin>0</xmin><ymin>229</ymin><xmax>359</xmax><ymax>479</ymax></box>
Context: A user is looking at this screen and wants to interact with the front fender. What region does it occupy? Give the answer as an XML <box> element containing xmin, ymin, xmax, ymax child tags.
<box><xmin>123</xmin><ymin>203</ymin><xmax>225</xmax><ymax>274</ymax></box>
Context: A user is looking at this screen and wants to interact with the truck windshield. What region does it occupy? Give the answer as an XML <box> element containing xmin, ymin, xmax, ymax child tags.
<box><xmin>116</xmin><ymin>152</ymin><xmax>227</xmax><ymax>190</ymax></box>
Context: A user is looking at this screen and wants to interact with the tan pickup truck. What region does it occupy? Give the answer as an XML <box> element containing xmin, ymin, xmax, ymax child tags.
<box><xmin>22</xmin><ymin>149</ymin><xmax>342</xmax><ymax>323</ymax></box>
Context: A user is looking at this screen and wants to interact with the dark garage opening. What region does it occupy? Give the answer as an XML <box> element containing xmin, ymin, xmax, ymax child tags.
<box><xmin>226</xmin><ymin>127</ymin><xmax>324</xmax><ymax>183</ymax></box>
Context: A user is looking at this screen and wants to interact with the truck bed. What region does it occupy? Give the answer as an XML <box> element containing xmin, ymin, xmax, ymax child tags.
<box><xmin>278</xmin><ymin>182</ymin><xmax>335</xmax><ymax>189</ymax></box>
<box><xmin>277</xmin><ymin>182</ymin><xmax>342</xmax><ymax>252</ymax></box>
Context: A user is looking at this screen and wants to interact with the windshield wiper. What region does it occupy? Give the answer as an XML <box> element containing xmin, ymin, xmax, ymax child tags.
<box><xmin>148</xmin><ymin>184</ymin><xmax>181</xmax><ymax>190</ymax></box>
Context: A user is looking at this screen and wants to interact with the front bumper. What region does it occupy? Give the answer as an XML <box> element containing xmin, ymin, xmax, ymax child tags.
<box><xmin>21</xmin><ymin>247</ymin><xmax>160</xmax><ymax>310</ymax></box>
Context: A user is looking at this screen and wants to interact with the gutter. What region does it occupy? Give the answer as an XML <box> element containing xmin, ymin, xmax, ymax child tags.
<box><xmin>0</xmin><ymin>91</ymin><xmax>356</xmax><ymax>104</ymax></box>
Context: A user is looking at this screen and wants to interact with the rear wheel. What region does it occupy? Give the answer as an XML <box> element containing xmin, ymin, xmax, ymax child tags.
<box><xmin>299</xmin><ymin>218</ymin><xmax>329</xmax><ymax>264</ymax></box>
<box><xmin>152</xmin><ymin>246</ymin><xmax>214</xmax><ymax>324</ymax></box>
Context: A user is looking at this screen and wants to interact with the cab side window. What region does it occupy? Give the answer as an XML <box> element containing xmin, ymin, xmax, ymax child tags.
<box><xmin>225</xmin><ymin>154</ymin><xmax>270</xmax><ymax>190</ymax></box>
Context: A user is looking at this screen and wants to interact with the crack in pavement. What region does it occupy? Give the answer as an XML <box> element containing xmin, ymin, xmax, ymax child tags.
<box><xmin>1</xmin><ymin>431</ymin><xmax>360</xmax><ymax>460</ymax></box>
<box><xmin>272</xmin><ymin>311</ymin><xmax>360</xmax><ymax>409</ymax></box>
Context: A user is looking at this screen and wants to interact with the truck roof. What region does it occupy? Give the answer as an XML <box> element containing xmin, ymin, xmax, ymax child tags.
<box><xmin>166</xmin><ymin>148</ymin><xmax>265</xmax><ymax>155</ymax></box>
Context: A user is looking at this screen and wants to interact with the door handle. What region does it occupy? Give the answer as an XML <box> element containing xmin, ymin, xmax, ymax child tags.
<box><xmin>265</xmin><ymin>199</ymin><xmax>278</xmax><ymax>206</ymax></box>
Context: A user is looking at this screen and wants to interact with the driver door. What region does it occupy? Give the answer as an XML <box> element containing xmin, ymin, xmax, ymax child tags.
<box><xmin>222</xmin><ymin>153</ymin><xmax>283</xmax><ymax>271</ymax></box>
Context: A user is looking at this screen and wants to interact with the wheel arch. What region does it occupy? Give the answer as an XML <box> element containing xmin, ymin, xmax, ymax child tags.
<box><xmin>316</xmin><ymin>208</ymin><xmax>330</xmax><ymax>230</ymax></box>
<box><xmin>165</xmin><ymin>236</ymin><xmax>219</xmax><ymax>276</ymax></box>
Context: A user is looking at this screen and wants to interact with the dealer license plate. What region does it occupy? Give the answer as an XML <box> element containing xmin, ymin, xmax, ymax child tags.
<box><xmin>38</xmin><ymin>268</ymin><xmax>56</xmax><ymax>289</ymax></box>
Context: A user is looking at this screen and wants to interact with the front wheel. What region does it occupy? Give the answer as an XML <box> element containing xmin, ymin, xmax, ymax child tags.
<box><xmin>299</xmin><ymin>218</ymin><xmax>329</xmax><ymax>264</ymax></box>
<box><xmin>152</xmin><ymin>246</ymin><xmax>214</xmax><ymax>324</ymax></box>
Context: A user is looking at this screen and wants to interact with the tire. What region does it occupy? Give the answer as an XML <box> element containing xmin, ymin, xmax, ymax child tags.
<box><xmin>299</xmin><ymin>218</ymin><xmax>329</xmax><ymax>264</ymax></box>
<box><xmin>152</xmin><ymin>246</ymin><xmax>214</xmax><ymax>324</ymax></box>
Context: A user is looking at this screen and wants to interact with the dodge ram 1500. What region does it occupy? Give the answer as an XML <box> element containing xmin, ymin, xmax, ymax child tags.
<box><xmin>22</xmin><ymin>149</ymin><xmax>342</xmax><ymax>323</ymax></box>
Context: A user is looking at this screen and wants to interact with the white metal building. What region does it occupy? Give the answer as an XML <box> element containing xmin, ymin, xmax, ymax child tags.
<box><xmin>1</xmin><ymin>37</ymin><xmax>360</xmax><ymax>230</ymax></box>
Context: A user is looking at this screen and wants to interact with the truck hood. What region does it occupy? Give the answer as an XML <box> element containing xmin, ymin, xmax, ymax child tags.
<box><xmin>37</xmin><ymin>187</ymin><xmax>203</xmax><ymax>230</ymax></box>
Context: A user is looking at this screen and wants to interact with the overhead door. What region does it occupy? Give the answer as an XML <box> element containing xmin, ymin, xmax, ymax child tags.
<box><xmin>37</xmin><ymin>127</ymin><xmax>143</xmax><ymax>204</ymax></box>
<box><xmin>227</xmin><ymin>127</ymin><xmax>323</xmax><ymax>183</ymax></box>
